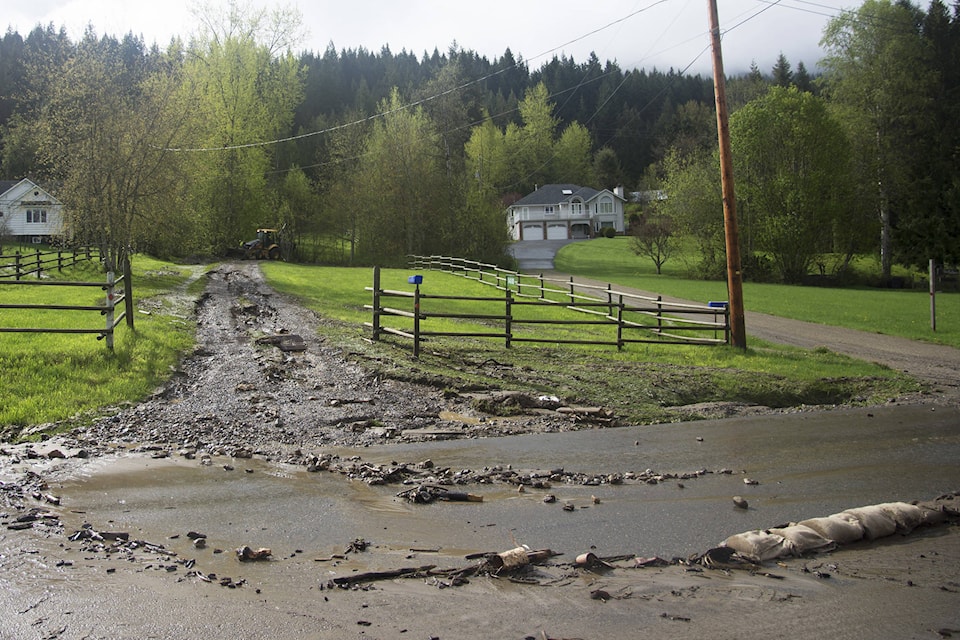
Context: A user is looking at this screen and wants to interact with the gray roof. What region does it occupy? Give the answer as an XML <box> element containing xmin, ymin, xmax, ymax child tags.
<box><xmin>0</xmin><ymin>180</ymin><xmax>19</xmax><ymax>196</ymax></box>
<box><xmin>511</xmin><ymin>184</ymin><xmax>602</xmax><ymax>207</ymax></box>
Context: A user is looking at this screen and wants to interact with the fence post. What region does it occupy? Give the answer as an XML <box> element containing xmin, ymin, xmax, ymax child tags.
<box><xmin>58</xmin><ymin>250</ymin><xmax>64</xmax><ymax>272</ymax></box>
<box><xmin>104</xmin><ymin>271</ymin><xmax>116</xmax><ymax>351</ymax></box>
<box><xmin>505</xmin><ymin>288</ymin><xmax>513</xmax><ymax>349</ymax></box>
<box><xmin>538</xmin><ymin>273</ymin><xmax>545</xmax><ymax>300</ymax></box>
<box><xmin>35</xmin><ymin>249</ymin><xmax>41</xmax><ymax>279</ymax></box>
<box><xmin>617</xmin><ymin>295</ymin><xmax>624</xmax><ymax>350</ymax></box>
<box><xmin>123</xmin><ymin>254</ymin><xmax>134</xmax><ymax>329</ymax></box>
<box><xmin>606</xmin><ymin>284</ymin><xmax>613</xmax><ymax>318</ymax></box>
<box><xmin>15</xmin><ymin>252</ymin><xmax>21</xmax><ymax>280</ymax></box>
<box><xmin>371</xmin><ymin>266</ymin><xmax>381</xmax><ymax>341</ymax></box>
<box><xmin>724</xmin><ymin>304</ymin><xmax>731</xmax><ymax>345</ymax></box>
<box><xmin>568</xmin><ymin>277</ymin><xmax>575</xmax><ymax>306</ymax></box>
<box><xmin>657</xmin><ymin>295</ymin><xmax>663</xmax><ymax>335</ymax></box>
<box><xmin>413</xmin><ymin>279</ymin><xmax>421</xmax><ymax>359</ymax></box>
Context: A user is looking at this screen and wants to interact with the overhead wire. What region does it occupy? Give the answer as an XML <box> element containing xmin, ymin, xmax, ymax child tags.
<box><xmin>176</xmin><ymin>0</ymin><xmax>855</xmax><ymax>181</ymax></box>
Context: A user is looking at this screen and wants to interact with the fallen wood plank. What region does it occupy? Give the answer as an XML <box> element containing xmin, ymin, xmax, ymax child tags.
<box><xmin>332</xmin><ymin>564</ymin><xmax>436</xmax><ymax>585</ymax></box>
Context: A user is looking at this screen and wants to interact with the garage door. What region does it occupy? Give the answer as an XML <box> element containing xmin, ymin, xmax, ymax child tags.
<box><xmin>521</xmin><ymin>222</ymin><xmax>544</xmax><ymax>240</ymax></box>
<box><xmin>547</xmin><ymin>223</ymin><xmax>568</xmax><ymax>240</ymax></box>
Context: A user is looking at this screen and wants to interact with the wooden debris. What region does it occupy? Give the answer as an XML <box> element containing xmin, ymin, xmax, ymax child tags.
<box><xmin>236</xmin><ymin>545</ymin><xmax>272</xmax><ymax>561</ymax></box>
<box><xmin>332</xmin><ymin>565</ymin><xmax>436</xmax><ymax>586</ymax></box>
<box><xmin>396</xmin><ymin>484</ymin><xmax>482</xmax><ymax>504</ymax></box>
<box><xmin>485</xmin><ymin>547</ymin><xmax>558</xmax><ymax>572</ymax></box>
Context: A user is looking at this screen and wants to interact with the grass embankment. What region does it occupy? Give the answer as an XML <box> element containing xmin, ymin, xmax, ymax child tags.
<box><xmin>555</xmin><ymin>237</ymin><xmax>959</xmax><ymax>349</ymax></box>
<box><xmin>262</xmin><ymin>262</ymin><xmax>922</xmax><ymax>426</ymax></box>
<box><xmin>0</xmin><ymin>257</ymin><xmax>203</xmax><ymax>435</ymax></box>
<box><xmin>1</xmin><ymin>246</ymin><xmax>936</xmax><ymax>437</ymax></box>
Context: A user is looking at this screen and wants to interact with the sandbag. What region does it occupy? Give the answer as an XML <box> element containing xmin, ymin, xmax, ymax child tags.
<box><xmin>768</xmin><ymin>524</ymin><xmax>836</xmax><ymax>555</ymax></box>
<box><xmin>914</xmin><ymin>501</ymin><xmax>950</xmax><ymax>526</ymax></box>
<box><xmin>842</xmin><ymin>506</ymin><xmax>897</xmax><ymax>540</ymax></box>
<box><xmin>798</xmin><ymin>513</ymin><xmax>865</xmax><ymax>545</ymax></box>
<box><xmin>876</xmin><ymin>502</ymin><xmax>924</xmax><ymax>533</ymax></box>
<box><xmin>721</xmin><ymin>530</ymin><xmax>790</xmax><ymax>562</ymax></box>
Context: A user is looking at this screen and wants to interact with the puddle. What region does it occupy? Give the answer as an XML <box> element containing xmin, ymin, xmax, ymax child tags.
<box><xmin>34</xmin><ymin>402</ymin><xmax>960</xmax><ymax>564</ymax></box>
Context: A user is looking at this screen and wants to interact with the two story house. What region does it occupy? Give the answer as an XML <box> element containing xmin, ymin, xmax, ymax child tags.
<box><xmin>507</xmin><ymin>184</ymin><xmax>626</xmax><ymax>241</ymax></box>
<box><xmin>0</xmin><ymin>178</ymin><xmax>65</xmax><ymax>243</ymax></box>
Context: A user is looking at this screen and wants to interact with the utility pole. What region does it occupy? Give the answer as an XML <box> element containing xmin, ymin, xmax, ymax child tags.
<box><xmin>707</xmin><ymin>0</ymin><xmax>747</xmax><ymax>349</ymax></box>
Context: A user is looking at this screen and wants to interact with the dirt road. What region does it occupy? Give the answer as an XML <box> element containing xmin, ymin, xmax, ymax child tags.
<box><xmin>1</xmin><ymin>262</ymin><xmax>958</xmax><ymax>640</ymax></box>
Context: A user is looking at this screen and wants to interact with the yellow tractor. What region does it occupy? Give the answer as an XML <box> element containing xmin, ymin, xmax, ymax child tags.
<box><xmin>241</xmin><ymin>228</ymin><xmax>282</xmax><ymax>260</ymax></box>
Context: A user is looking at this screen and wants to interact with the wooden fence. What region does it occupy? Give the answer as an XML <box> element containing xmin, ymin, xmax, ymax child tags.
<box><xmin>0</xmin><ymin>247</ymin><xmax>100</xmax><ymax>280</ymax></box>
<box><xmin>0</xmin><ymin>256</ymin><xmax>133</xmax><ymax>350</ymax></box>
<box><xmin>366</xmin><ymin>258</ymin><xmax>729</xmax><ymax>358</ymax></box>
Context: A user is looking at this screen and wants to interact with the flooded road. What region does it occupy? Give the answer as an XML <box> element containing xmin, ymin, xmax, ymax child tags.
<box><xmin>54</xmin><ymin>402</ymin><xmax>960</xmax><ymax>563</ymax></box>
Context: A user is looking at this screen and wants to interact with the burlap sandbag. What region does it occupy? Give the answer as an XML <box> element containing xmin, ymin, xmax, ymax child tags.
<box><xmin>768</xmin><ymin>524</ymin><xmax>837</xmax><ymax>555</ymax></box>
<box><xmin>914</xmin><ymin>501</ymin><xmax>950</xmax><ymax>526</ymax></box>
<box><xmin>798</xmin><ymin>513</ymin><xmax>865</xmax><ymax>545</ymax></box>
<box><xmin>842</xmin><ymin>505</ymin><xmax>897</xmax><ymax>540</ymax></box>
<box><xmin>876</xmin><ymin>502</ymin><xmax>924</xmax><ymax>533</ymax></box>
<box><xmin>721</xmin><ymin>530</ymin><xmax>790</xmax><ymax>562</ymax></box>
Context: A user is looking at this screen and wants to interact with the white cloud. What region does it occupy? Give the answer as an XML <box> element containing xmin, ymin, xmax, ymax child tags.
<box><xmin>4</xmin><ymin>0</ymin><xmax>850</xmax><ymax>74</ymax></box>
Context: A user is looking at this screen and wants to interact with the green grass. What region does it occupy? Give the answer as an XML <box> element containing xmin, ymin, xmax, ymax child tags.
<box><xmin>261</xmin><ymin>261</ymin><xmax>920</xmax><ymax>424</ymax></box>
<box><xmin>1</xmin><ymin>243</ymin><xmax>937</xmax><ymax>437</ymax></box>
<box><xmin>0</xmin><ymin>256</ymin><xmax>201</xmax><ymax>435</ymax></box>
<box><xmin>555</xmin><ymin>237</ymin><xmax>959</xmax><ymax>348</ymax></box>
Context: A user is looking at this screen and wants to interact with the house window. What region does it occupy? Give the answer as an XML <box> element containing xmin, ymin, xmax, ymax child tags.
<box><xmin>571</xmin><ymin>200</ymin><xmax>583</xmax><ymax>215</ymax></box>
<box><xmin>544</xmin><ymin>206</ymin><xmax>555</xmax><ymax>215</ymax></box>
<box><xmin>27</xmin><ymin>209</ymin><xmax>48</xmax><ymax>223</ymax></box>
<box><xmin>598</xmin><ymin>197</ymin><xmax>613</xmax><ymax>214</ymax></box>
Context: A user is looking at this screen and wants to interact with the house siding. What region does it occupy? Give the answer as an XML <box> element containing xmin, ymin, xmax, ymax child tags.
<box><xmin>507</xmin><ymin>184</ymin><xmax>625</xmax><ymax>241</ymax></box>
<box><xmin>0</xmin><ymin>179</ymin><xmax>65</xmax><ymax>241</ymax></box>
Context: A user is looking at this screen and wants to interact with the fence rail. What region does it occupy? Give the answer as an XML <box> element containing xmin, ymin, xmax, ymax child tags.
<box><xmin>367</xmin><ymin>258</ymin><xmax>729</xmax><ymax>357</ymax></box>
<box><xmin>0</xmin><ymin>257</ymin><xmax>134</xmax><ymax>350</ymax></box>
<box><xmin>0</xmin><ymin>247</ymin><xmax>100</xmax><ymax>280</ymax></box>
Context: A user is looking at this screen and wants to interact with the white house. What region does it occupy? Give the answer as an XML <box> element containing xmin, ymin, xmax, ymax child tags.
<box><xmin>507</xmin><ymin>184</ymin><xmax>626</xmax><ymax>241</ymax></box>
<box><xmin>0</xmin><ymin>178</ymin><xmax>65</xmax><ymax>243</ymax></box>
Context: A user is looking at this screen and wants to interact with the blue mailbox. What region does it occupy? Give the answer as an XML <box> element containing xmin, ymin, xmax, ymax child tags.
<box><xmin>408</xmin><ymin>275</ymin><xmax>423</xmax><ymax>285</ymax></box>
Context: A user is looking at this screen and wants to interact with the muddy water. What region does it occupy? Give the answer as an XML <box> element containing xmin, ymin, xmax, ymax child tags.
<box><xmin>54</xmin><ymin>403</ymin><xmax>960</xmax><ymax>564</ymax></box>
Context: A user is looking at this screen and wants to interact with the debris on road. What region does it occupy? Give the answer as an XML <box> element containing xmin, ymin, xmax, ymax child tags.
<box><xmin>236</xmin><ymin>545</ymin><xmax>272</xmax><ymax>561</ymax></box>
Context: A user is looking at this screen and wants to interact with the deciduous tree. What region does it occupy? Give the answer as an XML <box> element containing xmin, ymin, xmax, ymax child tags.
<box><xmin>731</xmin><ymin>86</ymin><xmax>854</xmax><ymax>283</ymax></box>
<box><xmin>819</xmin><ymin>0</ymin><xmax>934</xmax><ymax>281</ymax></box>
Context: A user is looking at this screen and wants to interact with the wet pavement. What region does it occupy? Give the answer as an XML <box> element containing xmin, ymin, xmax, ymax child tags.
<box><xmin>51</xmin><ymin>402</ymin><xmax>960</xmax><ymax>563</ymax></box>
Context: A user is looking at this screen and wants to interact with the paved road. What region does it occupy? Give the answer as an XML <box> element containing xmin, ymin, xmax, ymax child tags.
<box><xmin>508</xmin><ymin>238</ymin><xmax>585</xmax><ymax>271</ymax></box>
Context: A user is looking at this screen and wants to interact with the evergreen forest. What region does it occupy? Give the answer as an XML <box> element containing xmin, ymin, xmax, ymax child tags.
<box><xmin>0</xmin><ymin>0</ymin><xmax>957</xmax><ymax>283</ymax></box>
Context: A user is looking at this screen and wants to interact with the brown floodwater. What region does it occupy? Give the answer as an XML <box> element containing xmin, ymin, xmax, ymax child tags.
<box><xmin>50</xmin><ymin>402</ymin><xmax>960</xmax><ymax>564</ymax></box>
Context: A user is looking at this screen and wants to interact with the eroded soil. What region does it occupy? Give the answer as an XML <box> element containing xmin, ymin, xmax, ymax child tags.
<box><xmin>2</xmin><ymin>261</ymin><xmax>959</xmax><ymax>640</ymax></box>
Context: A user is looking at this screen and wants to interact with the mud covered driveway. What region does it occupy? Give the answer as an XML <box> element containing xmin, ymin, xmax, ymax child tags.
<box><xmin>70</xmin><ymin>261</ymin><xmax>597</xmax><ymax>456</ymax></box>
<box><xmin>2</xmin><ymin>262</ymin><xmax>959</xmax><ymax>640</ymax></box>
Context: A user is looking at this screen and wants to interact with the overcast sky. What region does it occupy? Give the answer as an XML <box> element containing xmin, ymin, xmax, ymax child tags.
<box><xmin>5</xmin><ymin>0</ymin><xmax>856</xmax><ymax>75</ymax></box>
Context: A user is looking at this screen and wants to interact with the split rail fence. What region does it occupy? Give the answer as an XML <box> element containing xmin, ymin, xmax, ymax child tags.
<box><xmin>0</xmin><ymin>247</ymin><xmax>100</xmax><ymax>280</ymax></box>
<box><xmin>366</xmin><ymin>256</ymin><xmax>729</xmax><ymax>358</ymax></box>
<box><xmin>0</xmin><ymin>255</ymin><xmax>133</xmax><ymax>350</ymax></box>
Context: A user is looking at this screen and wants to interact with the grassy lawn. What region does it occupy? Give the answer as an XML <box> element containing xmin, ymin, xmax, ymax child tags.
<box><xmin>0</xmin><ymin>256</ymin><xmax>202</xmax><ymax>433</ymax></box>
<box><xmin>1</xmin><ymin>242</ymin><xmax>941</xmax><ymax>437</ymax></box>
<box><xmin>262</xmin><ymin>261</ymin><xmax>922</xmax><ymax>425</ymax></box>
<box><xmin>555</xmin><ymin>237</ymin><xmax>959</xmax><ymax>348</ymax></box>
